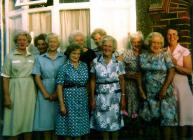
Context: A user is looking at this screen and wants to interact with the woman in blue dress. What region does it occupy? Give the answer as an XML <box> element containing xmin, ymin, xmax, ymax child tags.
<box><xmin>139</xmin><ymin>32</ymin><xmax>178</xmax><ymax>140</ymax></box>
<box><xmin>55</xmin><ymin>44</ymin><xmax>90</xmax><ymax>140</ymax></box>
<box><xmin>32</xmin><ymin>33</ymin><xmax>65</xmax><ymax>140</ymax></box>
<box><xmin>90</xmin><ymin>35</ymin><xmax>126</xmax><ymax>140</ymax></box>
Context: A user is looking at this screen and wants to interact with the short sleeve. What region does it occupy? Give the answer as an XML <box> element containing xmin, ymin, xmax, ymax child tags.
<box><xmin>32</xmin><ymin>56</ymin><xmax>41</xmax><ymax>75</ymax></box>
<box><xmin>56</xmin><ymin>65</ymin><xmax>65</xmax><ymax>85</ymax></box>
<box><xmin>118</xmin><ymin>61</ymin><xmax>125</xmax><ymax>75</ymax></box>
<box><xmin>164</xmin><ymin>51</ymin><xmax>174</xmax><ymax>69</ymax></box>
<box><xmin>1</xmin><ymin>54</ymin><xmax>11</xmax><ymax>77</ymax></box>
<box><xmin>183</xmin><ymin>47</ymin><xmax>190</xmax><ymax>56</ymax></box>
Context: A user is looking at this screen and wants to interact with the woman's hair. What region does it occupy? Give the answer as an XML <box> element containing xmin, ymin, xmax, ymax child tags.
<box><xmin>130</xmin><ymin>31</ymin><xmax>144</xmax><ymax>43</ymax></box>
<box><xmin>68</xmin><ymin>31</ymin><xmax>86</xmax><ymax>45</ymax></box>
<box><xmin>45</xmin><ymin>33</ymin><xmax>60</xmax><ymax>45</ymax></box>
<box><xmin>91</xmin><ymin>28</ymin><xmax>107</xmax><ymax>39</ymax></box>
<box><xmin>64</xmin><ymin>43</ymin><xmax>82</xmax><ymax>59</ymax></box>
<box><xmin>102</xmin><ymin>35</ymin><xmax>117</xmax><ymax>52</ymax></box>
<box><xmin>128</xmin><ymin>31</ymin><xmax>144</xmax><ymax>49</ymax></box>
<box><xmin>13</xmin><ymin>30</ymin><xmax>32</xmax><ymax>45</ymax></box>
<box><xmin>144</xmin><ymin>32</ymin><xmax>164</xmax><ymax>47</ymax></box>
<box><xmin>34</xmin><ymin>33</ymin><xmax>47</xmax><ymax>46</ymax></box>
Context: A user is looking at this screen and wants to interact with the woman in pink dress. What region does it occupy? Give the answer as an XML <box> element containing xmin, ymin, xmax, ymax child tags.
<box><xmin>167</xmin><ymin>26</ymin><xmax>193</xmax><ymax>139</ymax></box>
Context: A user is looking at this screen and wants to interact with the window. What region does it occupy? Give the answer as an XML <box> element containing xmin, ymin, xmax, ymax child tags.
<box><xmin>15</xmin><ymin>0</ymin><xmax>48</xmax><ymax>7</ymax></box>
<box><xmin>59</xmin><ymin>0</ymin><xmax>89</xmax><ymax>3</ymax></box>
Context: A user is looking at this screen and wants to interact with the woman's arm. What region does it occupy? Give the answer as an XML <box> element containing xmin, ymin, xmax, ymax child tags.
<box><xmin>136</xmin><ymin>73</ymin><xmax>147</xmax><ymax>100</ymax></box>
<box><xmin>90</xmin><ymin>74</ymin><xmax>96</xmax><ymax>110</ymax></box>
<box><xmin>174</xmin><ymin>55</ymin><xmax>192</xmax><ymax>75</ymax></box>
<box><xmin>57</xmin><ymin>84</ymin><xmax>66</xmax><ymax>115</ymax></box>
<box><xmin>159</xmin><ymin>67</ymin><xmax>175</xmax><ymax>100</ymax></box>
<box><xmin>119</xmin><ymin>74</ymin><xmax>126</xmax><ymax>111</ymax></box>
<box><xmin>34</xmin><ymin>75</ymin><xmax>50</xmax><ymax>99</ymax></box>
<box><xmin>3</xmin><ymin>77</ymin><xmax>11</xmax><ymax>109</ymax></box>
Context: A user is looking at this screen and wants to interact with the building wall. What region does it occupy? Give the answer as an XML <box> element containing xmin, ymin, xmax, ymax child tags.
<box><xmin>137</xmin><ymin>0</ymin><xmax>193</xmax><ymax>49</ymax></box>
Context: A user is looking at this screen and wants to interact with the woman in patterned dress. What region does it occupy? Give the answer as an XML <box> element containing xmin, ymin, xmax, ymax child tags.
<box><xmin>55</xmin><ymin>44</ymin><xmax>90</xmax><ymax>140</ymax></box>
<box><xmin>122</xmin><ymin>31</ymin><xmax>146</xmax><ymax>119</ymax></box>
<box><xmin>166</xmin><ymin>26</ymin><xmax>193</xmax><ymax>139</ymax></box>
<box><xmin>90</xmin><ymin>35</ymin><xmax>126</xmax><ymax>140</ymax></box>
<box><xmin>139</xmin><ymin>32</ymin><xmax>178</xmax><ymax>140</ymax></box>
<box><xmin>32</xmin><ymin>33</ymin><xmax>65</xmax><ymax>140</ymax></box>
<box><xmin>2</xmin><ymin>31</ymin><xmax>36</xmax><ymax>140</ymax></box>
<box><xmin>120</xmin><ymin>31</ymin><xmax>146</xmax><ymax>136</ymax></box>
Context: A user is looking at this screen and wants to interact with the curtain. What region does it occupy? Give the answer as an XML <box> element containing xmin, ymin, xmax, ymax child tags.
<box><xmin>9</xmin><ymin>15</ymin><xmax>22</xmax><ymax>50</ymax></box>
<box><xmin>60</xmin><ymin>9</ymin><xmax>90</xmax><ymax>50</ymax></box>
<box><xmin>29</xmin><ymin>11</ymin><xmax>51</xmax><ymax>37</ymax></box>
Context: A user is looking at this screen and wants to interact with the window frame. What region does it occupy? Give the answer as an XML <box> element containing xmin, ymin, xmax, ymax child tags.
<box><xmin>15</xmin><ymin>0</ymin><xmax>48</xmax><ymax>7</ymax></box>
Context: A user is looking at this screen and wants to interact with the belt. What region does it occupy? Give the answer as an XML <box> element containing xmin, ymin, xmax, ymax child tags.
<box><xmin>96</xmin><ymin>81</ymin><xmax>119</xmax><ymax>84</ymax></box>
<box><xmin>63</xmin><ymin>84</ymin><xmax>86</xmax><ymax>88</ymax></box>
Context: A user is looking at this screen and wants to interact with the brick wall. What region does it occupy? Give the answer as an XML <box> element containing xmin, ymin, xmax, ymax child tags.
<box><xmin>149</xmin><ymin>0</ymin><xmax>193</xmax><ymax>48</ymax></box>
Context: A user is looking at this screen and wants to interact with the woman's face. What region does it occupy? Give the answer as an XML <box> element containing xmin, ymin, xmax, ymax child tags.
<box><xmin>17</xmin><ymin>35</ymin><xmax>29</xmax><ymax>50</ymax></box>
<box><xmin>131</xmin><ymin>36</ymin><xmax>142</xmax><ymax>52</ymax></box>
<box><xmin>37</xmin><ymin>40</ymin><xmax>47</xmax><ymax>54</ymax></box>
<box><xmin>69</xmin><ymin>49</ymin><xmax>81</xmax><ymax>63</ymax></box>
<box><xmin>74</xmin><ymin>35</ymin><xmax>84</xmax><ymax>48</ymax></box>
<box><xmin>167</xmin><ymin>29</ymin><xmax>179</xmax><ymax>45</ymax></box>
<box><xmin>48</xmin><ymin>37</ymin><xmax>59</xmax><ymax>51</ymax></box>
<box><xmin>150</xmin><ymin>35</ymin><xmax>162</xmax><ymax>54</ymax></box>
<box><xmin>93</xmin><ymin>33</ymin><xmax>102</xmax><ymax>46</ymax></box>
<box><xmin>102</xmin><ymin>40</ymin><xmax>114</xmax><ymax>57</ymax></box>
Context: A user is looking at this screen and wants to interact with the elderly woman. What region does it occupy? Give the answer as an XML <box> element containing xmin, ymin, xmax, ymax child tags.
<box><xmin>139</xmin><ymin>32</ymin><xmax>178</xmax><ymax>140</ymax></box>
<box><xmin>90</xmin><ymin>35</ymin><xmax>126</xmax><ymax>140</ymax></box>
<box><xmin>68</xmin><ymin>31</ymin><xmax>96</xmax><ymax>69</ymax></box>
<box><xmin>55</xmin><ymin>44</ymin><xmax>90</xmax><ymax>140</ymax></box>
<box><xmin>91</xmin><ymin>28</ymin><xmax>107</xmax><ymax>55</ymax></box>
<box><xmin>166</xmin><ymin>26</ymin><xmax>193</xmax><ymax>139</ymax></box>
<box><xmin>2</xmin><ymin>31</ymin><xmax>36</xmax><ymax>140</ymax></box>
<box><xmin>120</xmin><ymin>31</ymin><xmax>146</xmax><ymax>136</ymax></box>
<box><xmin>32</xmin><ymin>33</ymin><xmax>65</xmax><ymax>140</ymax></box>
<box><xmin>123</xmin><ymin>31</ymin><xmax>146</xmax><ymax>117</ymax></box>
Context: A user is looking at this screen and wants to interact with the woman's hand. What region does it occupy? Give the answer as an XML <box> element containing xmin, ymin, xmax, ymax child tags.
<box><xmin>4</xmin><ymin>95</ymin><xmax>12</xmax><ymax>109</ymax></box>
<box><xmin>171</xmin><ymin>56</ymin><xmax>177</xmax><ymax>65</ymax></box>
<box><xmin>159</xmin><ymin>88</ymin><xmax>167</xmax><ymax>100</ymax></box>
<box><xmin>116</xmin><ymin>55</ymin><xmax>124</xmax><ymax>61</ymax></box>
<box><xmin>49</xmin><ymin>92</ymin><xmax>58</xmax><ymax>101</ymax></box>
<box><xmin>90</xmin><ymin>97</ymin><xmax>96</xmax><ymax>110</ymax></box>
<box><xmin>139</xmin><ymin>87</ymin><xmax>147</xmax><ymax>100</ymax></box>
<box><xmin>60</xmin><ymin>105</ymin><xmax>67</xmax><ymax>116</ymax></box>
<box><xmin>121</xmin><ymin>95</ymin><xmax>126</xmax><ymax>111</ymax></box>
<box><xmin>43</xmin><ymin>93</ymin><xmax>50</xmax><ymax>100</ymax></box>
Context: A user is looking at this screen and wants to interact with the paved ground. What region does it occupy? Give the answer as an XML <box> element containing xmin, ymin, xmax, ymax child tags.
<box><xmin>0</xmin><ymin>120</ymin><xmax>193</xmax><ymax>140</ymax></box>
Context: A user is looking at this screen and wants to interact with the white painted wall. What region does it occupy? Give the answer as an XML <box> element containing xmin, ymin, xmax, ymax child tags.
<box><xmin>90</xmin><ymin>0</ymin><xmax>136</xmax><ymax>52</ymax></box>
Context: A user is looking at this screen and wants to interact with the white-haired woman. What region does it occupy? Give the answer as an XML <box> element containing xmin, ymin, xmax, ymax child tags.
<box><xmin>32</xmin><ymin>33</ymin><xmax>66</xmax><ymax>140</ymax></box>
<box><xmin>90</xmin><ymin>35</ymin><xmax>126</xmax><ymax>140</ymax></box>
<box><xmin>139</xmin><ymin>32</ymin><xmax>178</xmax><ymax>140</ymax></box>
<box><xmin>2</xmin><ymin>31</ymin><xmax>36</xmax><ymax>140</ymax></box>
<box><xmin>120</xmin><ymin>31</ymin><xmax>146</xmax><ymax>136</ymax></box>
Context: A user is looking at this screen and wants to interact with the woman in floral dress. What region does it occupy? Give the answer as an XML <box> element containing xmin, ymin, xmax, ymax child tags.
<box><xmin>122</xmin><ymin>31</ymin><xmax>146</xmax><ymax>119</ymax></box>
<box><xmin>139</xmin><ymin>32</ymin><xmax>178</xmax><ymax>140</ymax></box>
<box><xmin>90</xmin><ymin>35</ymin><xmax>126</xmax><ymax>140</ymax></box>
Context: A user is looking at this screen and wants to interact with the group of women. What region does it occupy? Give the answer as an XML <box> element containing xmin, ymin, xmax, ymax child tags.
<box><xmin>1</xmin><ymin>26</ymin><xmax>193</xmax><ymax>140</ymax></box>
